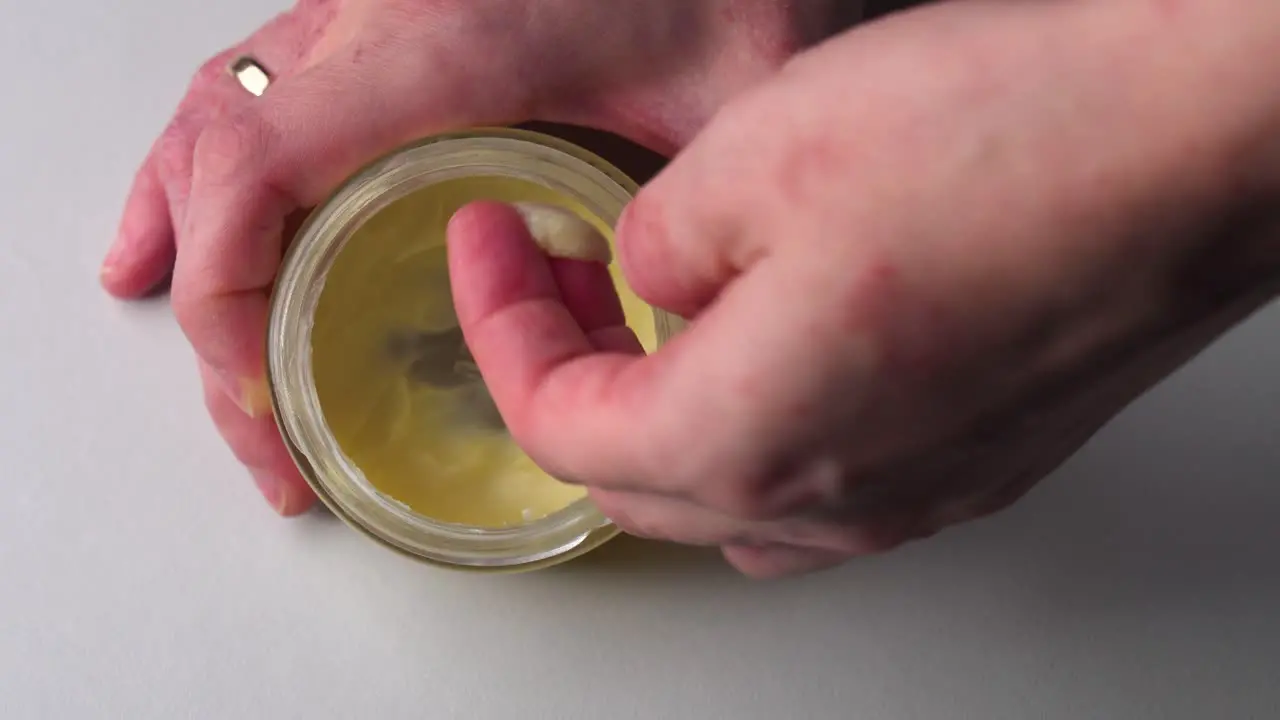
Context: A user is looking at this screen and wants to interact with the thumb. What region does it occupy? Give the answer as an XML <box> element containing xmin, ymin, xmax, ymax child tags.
<box><xmin>612</xmin><ymin>125</ymin><xmax>763</xmax><ymax>318</ymax></box>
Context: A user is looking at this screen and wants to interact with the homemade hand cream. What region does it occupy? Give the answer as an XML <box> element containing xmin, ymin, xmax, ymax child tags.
<box><xmin>268</xmin><ymin>128</ymin><xmax>679</xmax><ymax>570</ymax></box>
<box><xmin>311</xmin><ymin>184</ymin><xmax>651</xmax><ymax>527</ymax></box>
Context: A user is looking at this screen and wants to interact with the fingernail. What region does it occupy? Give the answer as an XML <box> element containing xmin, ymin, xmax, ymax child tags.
<box><xmin>219</xmin><ymin>371</ymin><xmax>273</xmax><ymax>418</ymax></box>
<box><xmin>238</xmin><ymin>376</ymin><xmax>273</xmax><ymax>418</ymax></box>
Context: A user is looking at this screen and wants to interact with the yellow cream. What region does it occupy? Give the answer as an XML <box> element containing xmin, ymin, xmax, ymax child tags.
<box><xmin>310</xmin><ymin>176</ymin><xmax>655</xmax><ymax>528</ymax></box>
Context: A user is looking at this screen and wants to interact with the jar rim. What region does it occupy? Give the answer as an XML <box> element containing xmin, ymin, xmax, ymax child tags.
<box><xmin>267</xmin><ymin>128</ymin><xmax>672</xmax><ymax>570</ymax></box>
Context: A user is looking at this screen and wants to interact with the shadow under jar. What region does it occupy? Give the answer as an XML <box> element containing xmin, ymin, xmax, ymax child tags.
<box><xmin>268</xmin><ymin>127</ymin><xmax>681</xmax><ymax>571</ymax></box>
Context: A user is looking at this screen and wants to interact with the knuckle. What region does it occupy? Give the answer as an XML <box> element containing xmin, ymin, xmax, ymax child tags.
<box><xmin>631</xmin><ymin>425</ymin><xmax>725</xmax><ymax>505</ymax></box>
<box><xmin>703</xmin><ymin>468</ymin><xmax>789</xmax><ymax>523</ymax></box>
<box><xmin>193</xmin><ymin>50</ymin><xmax>237</xmax><ymax>89</ymax></box>
<box><xmin>169</xmin><ymin>282</ymin><xmax>206</xmax><ymax>337</ymax></box>
<box><xmin>833</xmin><ymin>252</ymin><xmax>948</xmax><ymax>381</ymax></box>
<box><xmin>702</xmin><ymin>455</ymin><xmax>828</xmax><ymax>523</ymax></box>
<box><xmin>192</xmin><ymin>112</ymin><xmax>271</xmax><ymax>186</ymax></box>
<box><xmin>154</xmin><ymin>120</ymin><xmax>194</xmax><ymax>182</ymax></box>
<box><xmin>645</xmin><ymin>428</ymin><xmax>787</xmax><ymax>522</ymax></box>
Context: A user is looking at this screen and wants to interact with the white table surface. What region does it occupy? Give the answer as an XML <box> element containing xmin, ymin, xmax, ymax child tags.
<box><xmin>2</xmin><ymin>2</ymin><xmax>1278</xmax><ymax>718</ymax></box>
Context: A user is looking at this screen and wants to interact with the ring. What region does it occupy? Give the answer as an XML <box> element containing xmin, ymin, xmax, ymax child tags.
<box><xmin>228</xmin><ymin>55</ymin><xmax>271</xmax><ymax>97</ymax></box>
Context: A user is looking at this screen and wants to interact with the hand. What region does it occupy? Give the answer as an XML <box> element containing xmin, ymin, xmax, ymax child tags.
<box><xmin>448</xmin><ymin>0</ymin><xmax>1280</xmax><ymax>577</ymax></box>
<box><xmin>99</xmin><ymin>0</ymin><xmax>852</xmax><ymax>515</ymax></box>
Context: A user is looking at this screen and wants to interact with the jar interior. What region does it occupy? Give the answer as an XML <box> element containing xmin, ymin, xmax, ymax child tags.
<box><xmin>312</xmin><ymin>174</ymin><xmax>663</xmax><ymax>527</ymax></box>
<box><xmin>270</xmin><ymin>130</ymin><xmax>678</xmax><ymax>567</ymax></box>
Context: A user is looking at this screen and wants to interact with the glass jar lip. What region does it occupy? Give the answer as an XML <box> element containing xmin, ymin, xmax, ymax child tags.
<box><xmin>267</xmin><ymin>127</ymin><xmax>666</xmax><ymax>570</ymax></box>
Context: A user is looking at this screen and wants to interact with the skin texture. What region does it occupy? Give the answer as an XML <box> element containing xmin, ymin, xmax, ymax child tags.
<box><xmin>103</xmin><ymin>0</ymin><xmax>1280</xmax><ymax>578</ymax></box>
<box><xmin>99</xmin><ymin>0</ymin><xmax>852</xmax><ymax>516</ymax></box>
<box><xmin>446</xmin><ymin>0</ymin><xmax>1280</xmax><ymax>578</ymax></box>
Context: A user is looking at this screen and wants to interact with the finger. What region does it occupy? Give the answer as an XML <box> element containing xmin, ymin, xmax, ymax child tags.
<box><xmin>551</xmin><ymin>256</ymin><xmax>644</xmax><ymax>355</ymax></box>
<box><xmin>548</xmin><ymin>256</ymin><xmax>629</xmax><ymax>338</ymax></box>
<box><xmin>447</xmin><ymin>202</ymin><xmax>666</xmax><ymax>483</ymax></box>
<box><xmin>172</xmin><ymin>41</ymin><xmax>520</xmax><ymax>413</ymax></box>
<box><xmin>104</xmin><ymin>56</ymin><xmax>243</xmax><ymax>299</ymax></box>
<box><xmin>612</xmin><ymin>121</ymin><xmax>766</xmax><ymax>318</ymax></box>
<box><xmin>101</xmin><ymin>161</ymin><xmax>176</xmax><ymax>297</ymax></box>
<box><xmin>106</xmin><ymin>27</ymin><xmax>311</xmax><ymax>299</ymax></box>
<box><xmin>721</xmin><ymin>544</ymin><xmax>848</xmax><ymax>580</ymax></box>
<box><xmin>448</xmin><ymin>202</ymin><xmax>641</xmax><ymax>359</ymax></box>
<box><xmin>449</xmin><ymin>193</ymin><xmax>831</xmax><ymax>505</ymax></box>
<box><xmin>199</xmin><ymin>361</ymin><xmax>315</xmax><ymax>515</ymax></box>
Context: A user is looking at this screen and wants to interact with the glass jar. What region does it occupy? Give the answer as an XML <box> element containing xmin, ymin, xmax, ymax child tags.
<box><xmin>267</xmin><ymin>127</ymin><xmax>679</xmax><ymax>571</ymax></box>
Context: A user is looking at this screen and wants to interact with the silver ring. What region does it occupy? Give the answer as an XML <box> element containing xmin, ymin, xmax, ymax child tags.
<box><xmin>228</xmin><ymin>56</ymin><xmax>271</xmax><ymax>97</ymax></box>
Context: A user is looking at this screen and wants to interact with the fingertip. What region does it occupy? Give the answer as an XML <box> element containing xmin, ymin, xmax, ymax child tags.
<box><xmin>447</xmin><ymin>200</ymin><xmax>593</xmax><ymax>426</ymax></box>
<box><xmin>446</xmin><ymin>200</ymin><xmax>660</xmax><ymax>487</ymax></box>
<box><xmin>250</xmin><ymin>466</ymin><xmax>317</xmax><ymax>517</ymax></box>
<box><xmin>102</xmin><ymin>163</ymin><xmax>177</xmax><ymax>298</ymax></box>
<box><xmin>448</xmin><ymin>201</ymin><xmax>629</xmax><ymax>336</ymax></box>
<box><xmin>447</xmin><ymin>200</ymin><xmax>522</xmax><ymax>238</ymax></box>
<box><xmin>199</xmin><ymin>361</ymin><xmax>315</xmax><ymax>516</ymax></box>
<box><xmin>99</xmin><ymin>235</ymin><xmax>175</xmax><ymax>299</ymax></box>
<box><xmin>614</xmin><ymin>191</ymin><xmax>725</xmax><ymax>318</ymax></box>
<box><xmin>446</xmin><ymin>201</ymin><xmax>557</xmax><ymax>325</ymax></box>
